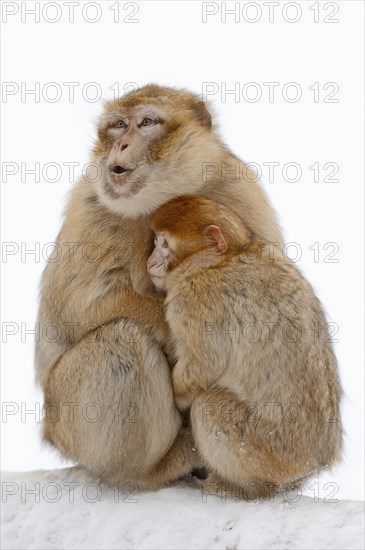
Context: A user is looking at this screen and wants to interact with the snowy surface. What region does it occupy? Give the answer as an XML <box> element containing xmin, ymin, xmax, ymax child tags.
<box><xmin>1</xmin><ymin>468</ymin><xmax>364</xmax><ymax>550</ymax></box>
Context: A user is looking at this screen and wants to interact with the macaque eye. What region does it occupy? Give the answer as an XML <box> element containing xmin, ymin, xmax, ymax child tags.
<box><xmin>162</xmin><ymin>239</ymin><xmax>169</xmax><ymax>249</ymax></box>
<box><xmin>114</xmin><ymin>120</ymin><xmax>126</xmax><ymax>129</ymax></box>
<box><xmin>141</xmin><ymin>118</ymin><xmax>154</xmax><ymax>126</ymax></box>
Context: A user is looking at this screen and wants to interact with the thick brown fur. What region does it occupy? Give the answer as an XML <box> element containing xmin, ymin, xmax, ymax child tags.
<box><xmin>150</xmin><ymin>196</ymin><xmax>343</xmax><ymax>499</ymax></box>
<box><xmin>36</xmin><ymin>84</ymin><xmax>283</xmax><ymax>490</ymax></box>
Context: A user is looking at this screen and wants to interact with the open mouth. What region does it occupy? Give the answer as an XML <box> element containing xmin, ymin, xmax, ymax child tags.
<box><xmin>108</xmin><ymin>165</ymin><xmax>134</xmax><ymax>187</ymax></box>
<box><xmin>110</xmin><ymin>165</ymin><xmax>129</xmax><ymax>175</ymax></box>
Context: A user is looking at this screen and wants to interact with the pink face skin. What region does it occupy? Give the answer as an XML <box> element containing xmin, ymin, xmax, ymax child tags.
<box><xmin>103</xmin><ymin>104</ymin><xmax>167</xmax><ymax>195</ymax></box>
<box><xmin>146</xmin><ymin>225</ymin><xmax>228</xmax><ymax>292</ymax></box>
<box><xmin>146</xmin><ymin>233</ymin><xmax>172</xmax><ymax>292</ymax></box>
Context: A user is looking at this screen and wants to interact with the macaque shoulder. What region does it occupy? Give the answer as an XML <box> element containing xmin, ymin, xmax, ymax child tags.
<box><xmin>165</xmin><ymin>262</ymin><xmax>239</xmax><ymax>326</ymax></box>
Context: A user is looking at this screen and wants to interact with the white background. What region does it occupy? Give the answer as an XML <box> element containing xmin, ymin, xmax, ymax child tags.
<box><xmin>1</xmin><ymin>1</ymin><xmax>364</xmax><ymax>501</ymax></box>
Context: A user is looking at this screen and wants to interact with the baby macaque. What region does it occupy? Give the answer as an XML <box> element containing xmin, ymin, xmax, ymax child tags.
<box><xmin>147</xmin><ymin>195</ymin><xmax>343</xmax><ymax>499</ymax></box>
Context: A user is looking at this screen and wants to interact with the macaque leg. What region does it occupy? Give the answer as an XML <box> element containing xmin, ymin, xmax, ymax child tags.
<box><xmin>139</xmin><ymin>427</ymin><xmax>202</xmax><ymax>489</ymax></box>
<box><xmin>43</xmin><ymin>319</ymin><xmax>195</xmax><ymax>487</ymax></box>
<box><xmin>191</xmin><ymin>387</ymin><xmax>307</xmax><ymax>500</ymax></box>
<box><xmin>202</xmin><ymin>472</ymin><xmax>278</xmax><ymax>501</ymax></box>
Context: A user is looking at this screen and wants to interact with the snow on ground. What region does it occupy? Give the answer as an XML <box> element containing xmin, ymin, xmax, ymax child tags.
<box><xmin>1</xmin><ymin>468</ymin><xmax>364</xmax><ymax>550</ymax></box>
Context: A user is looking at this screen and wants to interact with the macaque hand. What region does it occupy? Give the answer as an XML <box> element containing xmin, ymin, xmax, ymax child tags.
<box><xmin>174</xmin><ymin>391</ymin><xmax>196</xmax><ymax>411</ymax></box>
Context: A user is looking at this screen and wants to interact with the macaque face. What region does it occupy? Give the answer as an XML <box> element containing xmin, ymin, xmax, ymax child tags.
<box><xmin>146</xmin><ymin>233</ymin><xmax>173</xmax><ymax>292</ymax></box>
<box><xmin>97</xmin><ymin>103</ymin><xmax>168</xmax><ymax>197</ymax></box>
<box><xmin>90</xmin><ymin>86</ymin><xmax>213</xmax><ymax>219</ymax></box>
<box><xmin>147</xmin><ymin>216</ymin><xmax>228</xmax><ymax>292</ymax></box>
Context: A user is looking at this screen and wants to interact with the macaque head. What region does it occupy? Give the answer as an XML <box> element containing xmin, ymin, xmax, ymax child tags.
<box><xmin>91</xmin><ymin>84</ymin><xmax>215</xmax><ymax>218</ymax></box>
<box><xmin>147</xmin><ymin>196</ymin><xmax>249</xmax><ymax>291</ymax></box>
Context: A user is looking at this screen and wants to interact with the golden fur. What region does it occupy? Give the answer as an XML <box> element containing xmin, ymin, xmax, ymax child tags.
<box><xmin>150</xmin><ymin>196</ymin><xmax>343</xmax><ymax>499</ymax></box>
<box><xmin>36</xmin><ymin>84</ymin><xmax>283</xmax><ymax>489</ymax></box>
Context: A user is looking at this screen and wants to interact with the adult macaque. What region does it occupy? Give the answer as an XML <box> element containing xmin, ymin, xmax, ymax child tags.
<box><xmin>148</xmin><ymin>195</ymin><xmax>343</xmax><ymax>499</ymax></box>
<box><xmin>36</xmin><ymin>84</ymin><xmax>283</xmax><ymax>489</ymax></box>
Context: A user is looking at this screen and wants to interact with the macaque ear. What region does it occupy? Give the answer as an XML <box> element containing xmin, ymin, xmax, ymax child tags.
<box><xmin>202</xmin><ymin>225</ymin><xmax>228</xmax><ymax>254</ymax></box>
<box><xmin>191</xmin><ymin>101</ymin><xmax>212</xmax><ymax>128</ymax></box>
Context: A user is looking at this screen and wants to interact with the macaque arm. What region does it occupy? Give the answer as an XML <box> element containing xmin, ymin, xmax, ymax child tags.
<box><xmin>168</xmin><ymin>283</ymin><xmax>228</xmax><ymax>410</ymax></box>
<box><xmin>172</xmin><ymin>347</ymin><xmax>225</xmax><ymax>411</ymax></box>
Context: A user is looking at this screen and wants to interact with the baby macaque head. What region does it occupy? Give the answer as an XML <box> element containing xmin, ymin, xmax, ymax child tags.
<box><xmin>147</xmin><ymin>195</ymin><xmax>249</xmax><ymax>291</ymax></box>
